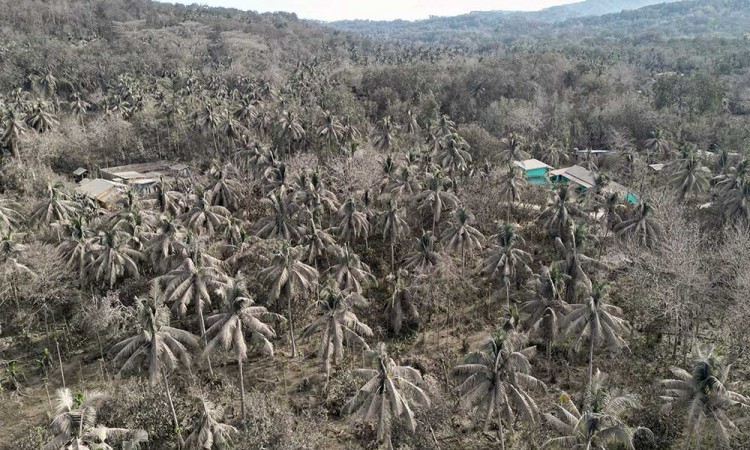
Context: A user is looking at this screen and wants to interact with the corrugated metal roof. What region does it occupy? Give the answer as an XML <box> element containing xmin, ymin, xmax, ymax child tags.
<box><xmin>553</xmin><ymin>165</ymin><xmax>596</xmax><ymax>189</ymax></box>
<box><xmin>73</xmin><ymin>167</ymin><xmax>88</xmax><ymax>176</ymax></box>
<box><xmin>513</xmin><ymin>159</ymin><xmax>552</xmax><ymax>171</ymax></box>
<box><xmin>75</xmin><ymin>179</ymin><xmax>126</xmax><ymax>204</ymax></box>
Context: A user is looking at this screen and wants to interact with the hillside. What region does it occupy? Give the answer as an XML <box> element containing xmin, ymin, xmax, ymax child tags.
<box><xmin>1</xmin><ymin>0</ymin><xmax>750</xmax><ymax>449</ymax></box>
<box><xmin>533</xmin><ymin>0</ymin><xmax>683</xmax><ymax>22</ymax></box>
<box><xmin>329</xmin><ymin>0</ymin><xmax>750</xmax><ymax>45</ymax></box>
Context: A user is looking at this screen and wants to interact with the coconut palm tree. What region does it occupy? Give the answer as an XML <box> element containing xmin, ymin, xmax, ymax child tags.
<box><xmin>498</xmin><ymin>165</ymin><xmax>525</xmax><ymax>222</ymax></box>
<box><xmin>384</xmin><ymin>270</ymin><xmax>420</xmax><ymax>335</ymax></box>
<box><xmin>276</xmin><ymin>110</ymin><xmax>305</xmax><ymax>154</ymax></box>
<box><xmin>293</xmin><ymin>169</ymin><xmax>339</xmax><ymax>214</ymax></box>
<box><xmin>69</xmin><ymin>93</ymin><xmax>91</xmax><ymax>125</ymax></box>
<box><xmin>152</xmin><ymin>177</ymin><xmax>185</xmax><ymax>217</ymax></box>
<box><xmin>144</xmin><ymin>218</ymin><xmax>188</xmax><ymax>272</ymax></box>
<box><xmin>544</xmin><ymin>370</ymin><xmax>649</xmax><ymax>449</ymax></box>
<box><xmin>85</xmin><ymin>230</ymin><xmax>144</xmax><ymax>288</ymax></box>
<box><xmin>403</xmin><ymin>233</ymin><xmax>440</xmax><ymax>273</ymax></box>
<box><xmin>479</xmin><ymin>223</ymin><xmax>532</xmax><ymax>306</ymax></box>
<box><xmin>500</xmin><ymin>133</ymin><xmax>530</xmax><ymax>162</ymax></box>
<box><xmin>669</xmin><ymin>151</ymin><xmax>711</xmax><ymax>200</ymax></box>
<box><xmin>254</xmin><ymin>185</ymin><xmax>302</xmax><ymax>242</ymax></box>
<box><xmin>389</xmin><ymin>166</ymin><xmax>421</xmax><ymax>198</ymax></box>
<box><xmin>552</xmin><ymin>224</ymin><xmax>605</xmax><ymax>304</ymax></box>
<box><xmin>158</xmin><ymin>245</ymin><xmax>230</xmax><ymax>375</ymax></box>
<box><xmin>372</xmin><ymin>115</ymin><xmax>395</xmax><ymax>151</ymax></box>
<box><xmin>30</xmin><ymin>181</ymin><xmax>78</xmax><ymax>225</ymax></box>
<box><xmin>207</xmin><ymin>165</ymin><xmax>241</xmax><ymax>211</ymax></box>
<box><xmin>659</xmin><ymin>345</ymin><xmax>750</xmax><ymax>449</ymax></box>
<box><xmin>453</xmin><ymin>331</ymin><xmax>546</xmax><ymax>450</ymax></box>
<box><xmin>436</xmin><ymin>114</ymin><xmax>456</xmax><ymax>137</ymax></box>
<box><xmin>0</xmin><ymin>198</ymin><xmax>23</xmax><ymax>229</ymax></box>
<box><xmin>539</xmin><ymin>185</ymin><xmax>578</xmax><ymax>240</ymax></box>
<box><xmin>442</xmin><ymin>208</ymin><xmax>484</xmax><ymax>272</ymax></box>
<box><xmin>42</xmin><ymin>388</ymin><xmax>107</xmax><ymax>450</ymax></box>
<box><xmin>24</xmin><ymin>99</ymin><xmax>58</xmax><ymax>133</ymax></box>
<box><xmin>378</xmin><ymin>199</ymin><xmax>409</xmax><ymax>271</ymax></box>
<box><xmin>0</xmin><ymin>229</ymin><xmax>36</xmax><ymax>313</ymax></box>
<box><xmin>184</xmin><ymin>398</ymin><xmax>238</xmax><ymax>450</ymax></box>
<box><xmin>330</xmin><ymin>245</ymin><xmax>375</xmax><ymax>293</ymax></box>
<box><xmin>644</xmin><ymin>129</ymin><xmax>671</xmax><ymax>161</ymax></box>
<box><xmin>317</xmin><ymin>110</ymin><xmax>345</xmax><ymax>149</ymax></box>
<box><xmin>335</xmin><ymin>196</ymin><xmax>369</xmax><ymax>247</ymax></box>
<box><xmin>204</xmin><ymin>278</ymin><xmax>283</xmax><ymax>425</ymax></box>
<box><xmin>300</xmin><ymin>281</ymin><xmax>373</xmax><ymax>381</ymax></box>
<box><xmin>181</xmin><ymin>191</ymin><xmax>231</xmax><ymax>235</ymax></box>
<box><xmin>1</xmin><ymin>107</ymin><xmax>27</xmax><ymax>158</ymax></box>
<box><xmin>613</xmin><ymin>202</ymin><xmax>662</xmax><ymax>248</ymax></box>
<box><xmin>537</xmin><ymin>140</ymin><xmax>569</xmax><ymax>168</ymax></box>
<box><xmin>414</xmin><ymin>171</ymin><xmax>459</xmax><ymax>237</ymax></box>
<box><xmin>109</xmin><ymin>286</ymin><xmax>200</xmax><ymax>444</ymax></box>
<box><xmin>437</xmin><ymin>133</ymin><xmax>472</xmax><ymax>176</ymax></box>
<box><xmin>300</xmin><ymin>212</ymin><xmax>336</xmax><ymax>269</ymax></box>
<box><xmin>56</xmin><ymin>216</ymin><xmax>94</xmax><ymax>281</ymax></box>
<box><xmin>559</xmin><ymin>285</ymin><xmax>629</xmax><ymax>405</ymax></box>
<box><xmin>344</xmin><ymin>342</ymin><xmax>430</xmax><ymax>450</ymax></box>
<box><xmin>259</xmin><ymin>242</ymin><xmax>318</xmax><ymax>357</ymax></box>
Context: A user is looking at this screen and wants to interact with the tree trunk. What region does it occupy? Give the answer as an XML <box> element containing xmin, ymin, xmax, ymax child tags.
<box><xmin>390</xmin><ymin>241</ymin><xmax>395</xmax><ymax>272</ymax></box>
<box><xmin>498</xmin><ymin>416</ymin><xmax>505</xmax><ymax>450</ymax></box>
<box><xmin>288</xmin><ymin>296</ymin><xmax>298</xmax><ymax>358</ymax></box>
<box><xmin>161</xmin><ymin>366</ymin><xmax>184</xmax><ymax>447</ymax></box>
<box><xmin>585</xmin><ymin>336</ymin><xmax>595</xmax><ymax>410</ymax></box>
<box><xmin>238</xmin><ymin>357</ymin><xmax>247</xmax><ymax>429</ymax></box>
<box><xmin>198</xmin><ymin>307</ymin><xmax>214</xmax><ymax>377</ymax></box>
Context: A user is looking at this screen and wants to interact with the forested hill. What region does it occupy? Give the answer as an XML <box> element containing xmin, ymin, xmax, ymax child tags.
<box><xmin>329</xmin><ymin>0</ymin><xmax>750</xmax><ymax>46</ymax></box>
<box><xmin>533</xmin><ymin>0</ymin><xmax>682</xmax><ymax>22</ymax></box>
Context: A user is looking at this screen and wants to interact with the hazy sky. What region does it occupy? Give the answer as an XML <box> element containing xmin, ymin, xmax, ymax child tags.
<box><xmin>167</xmin><ymin>1</ymin><xmax>580</xmax><ymax>21</ymax></box>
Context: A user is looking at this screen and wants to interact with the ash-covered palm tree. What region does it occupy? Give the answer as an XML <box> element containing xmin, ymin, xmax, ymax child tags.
<box><xmin>437</xmin><ymin>132</ymin><xmax>472</xmax><ymax>176</ymax></box>
<box><xmin>552</xmin><ymin>224</ymin><xmax>605</xmax><ymax>304</ymax></box>
<box><xmin>453</xmin><ymin>331</ymin><xmax>546</xmax><ymax>450</ymax></box>
<box><xmin>1</xmin><ymin>107</ymin><xmax>27</xmax><ymax>158</ymax></box>
<box><xmin>414</xmin><ymin>171</ymin><xmax>459</xmax><ymax>237</ymax></box>
<box><xmin>300</xmin><ymin>281</ymin><xmax>373</xmax><ymax>381</ymax></box>
<box><xmin>69</xmin><ymin>93</ymin><xmax>91</xmax><ymax>125</ymax></box>
<box><xmin>384</xmin><ymin>270</ymin><xmax>420</xmax><ymax>336</ymax></box>
<box><xmin>293</xmin><ymin>169</ymin><xmax>339</xmax><ymax>214</ymax></box>
<box><xmin>317</xmin><ymin>110</ymin><xmax>345</xmax><ymax>148</ymax></box>
<box><xmin>442</xmin><ymin>208</ymin><xmax>484</xmax><ymax>271</ymax></box>
<box><xmin>276</xmin><ymin>110</ymin><xmax>305</xmax><ymax>154</ymax></box>
<box><xmin>42</xmin><ymin>388</ymin><xmax>106</xmax><ymax>450</ymax></box>
<box><xmin>145</xmin><ymin>218</ymin><xmax>188</xmax><ymax>272</ymax></box>
<box><xmin>158</xmin><ymin>245</ymin><xmax>230</xmax><ymax>375</ymax></box>
<box><xmin>644</xmin><ymin>129</ymin><xmax>671</xmax><ymax>161</ymax></box>
<box><xmin>330</xmin><ymin>245</ymin><xmax>375</xmax><ymax>293</ymax></box>
<box><xmin>207</xmin><ymin>165</ymin><xmax>241</xmax><ymax>211</ymax></box>
<box><xmin>24</xmin><ymin>99</ymin><xmax>58</xmax><ymax>133</ymax></box>
<box><xmin>537</xmin><ymin>140</ymin><xmax>569</xmax><ymax>168</ymax></box>
<box><xmin>559</xmin><ymin>285</ymin><xmax>629</xmax><ymax>403</ymax></box>
<box><xmin>436</xmin><ymin>114</ymin><xmax>456</xmax><ymax>137</ymax></box>
<box><xmin>389</xmin><ymin>166</ymin><xmax>422</xmax><ymax>198</ymax></box>
<box><xmin>344</xmin><ymin>342</ymin><xmax>430</xmax><ymax>450</ymax></box>
<box><xmin>300</xmin><ymin>211</ymin><xmax>336</xmax><ymax>269</ymax></box>
<box><xmin>479</xmin><ymin>223</ymin><xmax>532</xmax><ymax>306</ymax></box>
<box><xmin>184</xmin><ymin>398</ymin><xmax>238</xmax><ymax>450</ymax></box>
<box><xmin>714</xmin><ymin>160</ymin><xmax>750</xmax><ymax>223</ymax></box>
<box><xmin>86</xmin><ymin>230</ymin><xmax>144</xmax><ymax>288</ymax></box>
<box><xmin>500</xmin><ymin>133</ymin><xmax>530</xmax><ymax>162</ymax></box>
<box><xmin>254</xmin><ymin>185</ymin><xmax>302</xmax><ymax>242</ymax></box>
<box><xmin>614</xmin><ymin>202</ymin><xmax>662</xmax><ymax>248</ymax></box>
<box><xmin>259</xmin><ymin>242</ymin><xmax>318</xmax><ymax>357</ymax></box>
<box><xmin>372</xmin><ymin>115</ymin><xmax>395</xmax><ymax>151</ymax></box>
<box><xmin>152</xmin><ymin>177</ymin><xmax>185</xmax><ymax>217</ymax></box>
<box><xmin>335</xmin><ymin>196</ymin><xmax>369</xmax><ymax>247</ymax></box>
<box><xmin>659</xmin><ymin>345</ymin><xmax>750</xmax><ymax>449</ymax></box>
<box><xmin>378</xmin><ymin>199</ymin><xmax>409</xmax><ymax>271</ymax></box>
<box><xmin>539</xmin><ymin>185</ymin><xmax>578</xmax><ymax>240</ymax></box>
<box><xmin>56</xmin><ymin>216</ymin><xmax>93</xmax><ymax>281</ymax></box>
<box><xmin>0</xmin><ymin>229</ymin><xmax>36</xmax><ymax>311</ymax></box>
<box><xmin>498</xmin><ymin>165</ymin><xmax>525</xmax><ymax>222</ymax></box>
<box><xmin>403</xmin><ymin>232</ymin><xmax>440</xmax><ymax>273</ymax></box>
<box><xmin>0</xmin><ymin>198</ymin><xmax>23</xmax><ymax>229</ymax></box>
<box><xmin>181</xmin><ymin>190</ymin><xmax>230</xmax><ymax>235</ymax></box>
<box><xmin>544</xmin><ymin>370</ymin><xmax>649</xmax><ymax>449</ymax></box>
<box><xmin>109</xmin><ymin>287</ymin><xmax>200</xmax><ymax>443</ymax></box>
<box><xmin>30</xmin><ymin>181</ymin><xmax>78</xmax><ymax>225</ymax></box>
<box><xmin>669</xmin><ymin>150</ymin><xmax>711</xmax><ymax>199</ymax></box>
<box><xmin>204</xmin><ymin>278</ymin><xmax>283</xmax><ymax>424</ymax></box>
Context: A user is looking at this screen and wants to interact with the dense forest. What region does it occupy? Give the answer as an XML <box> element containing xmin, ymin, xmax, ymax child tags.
<box><xmin>1</xmin><ymin>0</ymin><xmax>750</xmax><ymax>448</ymax></box>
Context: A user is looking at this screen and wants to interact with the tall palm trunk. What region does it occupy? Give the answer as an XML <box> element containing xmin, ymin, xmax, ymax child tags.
<box><xmin>288</xmin><ymin>295</ymin><xmax>298</xmax><ymax>358</ymax></box>
<box><xmin>390</xmin><ymin>241</ymin><xmax>395</xmax><ymax>272</ymax></box>
<box><xmin>585</xmin><ymin>336</ymin><xmax>594</xmax><ymax>410</ymax></box>
<box><xmin>238</xmin><ymin>356</ymin><xmax>247</xmax><ymax>429</ymax></box>
<box><xmin>161</xmin><ymin>365</ymin><xmax>184</xmax><ymax>447</ymax></box>
<box><xmin>197</xmin><ymin>307</ymin><xmax>214</xmax><ymax>377</ymax></box>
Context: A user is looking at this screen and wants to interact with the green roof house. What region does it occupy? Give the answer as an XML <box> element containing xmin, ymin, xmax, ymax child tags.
<box><xmin>513</xmin><ymin>159</ymin><xmax>553</xmax><ymax>185</ymax></box>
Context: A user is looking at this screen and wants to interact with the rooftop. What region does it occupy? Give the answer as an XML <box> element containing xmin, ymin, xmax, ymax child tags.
<box><xmin>513</xmin><ymin>158</ymin><xmax>552</xmax><ymax>171</ymax></box>
<box><xmin>551</xmin><ymin>165</ymin><xmax>596</xmax><ymax>189</ymax></box>
<box><xmin>75</xmin><ymin>179</ymin><xmax>127</xmax><ymax>204</ymax></box>
<box><xmin>73</xmin><ymin>167</ymin><xmax>88</xmax><ymax>176</ymax></box>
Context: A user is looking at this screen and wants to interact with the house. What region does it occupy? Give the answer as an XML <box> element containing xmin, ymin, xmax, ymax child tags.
<box><xmin>513</xmin><ymin>159</ymin><xmax>552</xmax><ymax>185</ymax></box>
<box><xmin>75</xmin><ymin>178</ymin><xmax>127</xmax><ymax>207</ymax></box>
<box><xmin>551</xmin><ymin>165</ymin><xmax>638</xmax><ymax>203</ymax></box>
<box><xmin>72</xmin><ymin>167</ymin><xmax>89</xmax><ymax>183</ymax></box>
<box><xmin>550</xmin><ymin>165</ymin><xmax>597</xmax><ymax>190</ymax></box>
<box><xmin>100</xmin><ymin>161</ymin><xmax>189</xmax><ymax>183</ymax></box>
